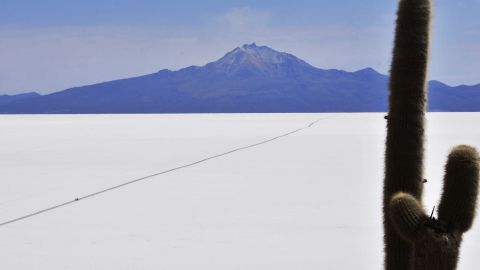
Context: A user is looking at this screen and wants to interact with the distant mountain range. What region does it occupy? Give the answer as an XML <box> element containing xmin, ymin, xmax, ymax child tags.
<box><xmin>1</xmin><ymin>43</ymin><xmax>479</xmax><ymax>113</ymax></box>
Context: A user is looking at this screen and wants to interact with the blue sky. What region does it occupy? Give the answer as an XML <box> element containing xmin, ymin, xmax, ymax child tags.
<box><xmin>1</xmin><ymin>0</ymin><xmax>479</xmax><ymax>94</ymax></box>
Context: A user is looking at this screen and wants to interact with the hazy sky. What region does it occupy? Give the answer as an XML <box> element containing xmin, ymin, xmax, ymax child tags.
<box><xmin>1</xmin><ymin>0</ymin><xmax>479</xmax><ymax>94</ymax></box>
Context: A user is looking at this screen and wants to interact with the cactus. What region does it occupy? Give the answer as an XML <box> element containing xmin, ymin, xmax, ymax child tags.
<box><xmin>384</xmin><ymin>0</ymin><xmax>480</xmax><ymax>270</ymax></box>
<box><xmin>388</xmin><ymin>146</ymin><xmax>479</xmax><ymax>270</ymax></box>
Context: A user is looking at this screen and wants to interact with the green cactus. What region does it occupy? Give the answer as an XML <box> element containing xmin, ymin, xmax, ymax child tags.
<box><xmin>388</xmin><ymin>146</ymin><xmax>479</xmax><ymax>270</ymax></box>
<box><xmin>383</xmin><ymin>0</ymin><xmax>480</xmax><ymax>269</ymax></box>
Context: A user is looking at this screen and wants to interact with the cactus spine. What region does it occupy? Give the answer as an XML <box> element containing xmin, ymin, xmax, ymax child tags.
<box><xmin>384</xmin><ymin>0</ymin><xmax>479</xmax><ymax>270</ymax></box>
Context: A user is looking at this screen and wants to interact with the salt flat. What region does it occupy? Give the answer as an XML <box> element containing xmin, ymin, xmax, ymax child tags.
<box><xmin>0</xmin><ymin>113</ymin><xmax>479</xmax><ymax>269</ymax></box>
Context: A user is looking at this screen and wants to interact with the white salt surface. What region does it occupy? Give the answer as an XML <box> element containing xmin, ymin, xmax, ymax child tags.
<box><xmin>0</xmin><ymin>113</ymin><xmax>479</xmax><ymax>269</ymax></box>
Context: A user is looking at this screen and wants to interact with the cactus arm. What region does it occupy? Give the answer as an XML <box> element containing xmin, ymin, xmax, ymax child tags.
<box><xmin>390</xmin><ymin>192</ymin><xmax>428</xmax><ymax>242</ymax></box>
<box><xmin>438</xmin><ymin>145</ymin><xmax>480</xmax><ymax>233</ymax></box>
<box><xmin>383</xmin><ymin>0</ymin><xmax>432</xmax><ymax>269</ymax></box>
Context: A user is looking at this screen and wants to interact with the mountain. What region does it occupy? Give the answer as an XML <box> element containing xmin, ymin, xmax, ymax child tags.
<box><xmin>1</xmin><ymin>43</ymin><xmax>479</xmax><ymax>113</ymax></box>
<box><xmin>0</xmin><ymin>92</ymin><xmax>40</xmax><ymax>106</ymax></box>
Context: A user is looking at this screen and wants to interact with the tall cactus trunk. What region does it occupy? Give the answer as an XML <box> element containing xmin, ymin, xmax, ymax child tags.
<box><xmin>383</xmin><ymin>0</ymin><xmax>432</xmax><ymax>269</ymax></box>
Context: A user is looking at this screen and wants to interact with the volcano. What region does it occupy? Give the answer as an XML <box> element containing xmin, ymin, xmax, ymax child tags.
<box><xmin>1</xmin><ymin>43</ymin><xmax>479</xmax><ymax>113</ymax></box>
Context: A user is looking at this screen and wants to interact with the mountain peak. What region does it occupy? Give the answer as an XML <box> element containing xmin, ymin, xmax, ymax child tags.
<box><xmin>208</xmin><ymin>43</ymin><xmax>314</xmax><ymax>77</ymax></box>
<box><xmin>228</xmin><ymin>43</ymin><xmax>292</xmax><ymax>64</ymax></box>
<box><xmin>241</xmin><ymin>42</ymin><xmax>258</xmax><ymax>49</ymax></box>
